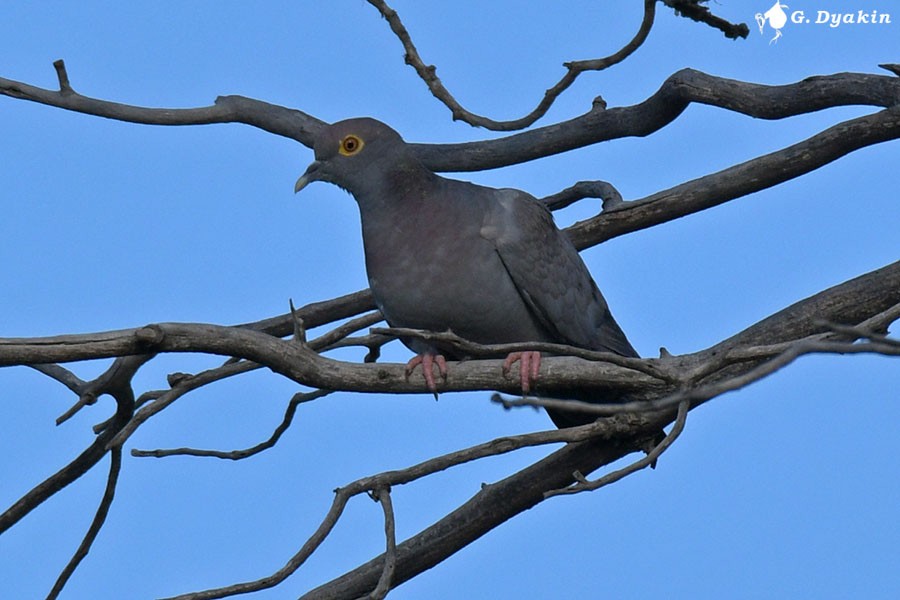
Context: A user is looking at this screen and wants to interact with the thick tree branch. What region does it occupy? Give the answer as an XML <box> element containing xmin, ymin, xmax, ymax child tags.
<box><xmin>567</xmin><ymin>106</ymin><xmax>900</xmax><ymax>248</ymax></box>
<box><xmin>2</xmin><ymin>262</ymin><xmax>897</xmax><ymax>405</ymax></box>
<box><xmin>4</xmin><ymin>65</ymin><xmax>898</xmax><ymax>174</ymax></box>
<box><xmin>296</xmin><ymin>261</ymin><xmax>900</xmax><ymax>599</ymax></box>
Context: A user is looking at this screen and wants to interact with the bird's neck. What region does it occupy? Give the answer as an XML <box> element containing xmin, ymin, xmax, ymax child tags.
<box><xmin>355</xmin><ymin>161</ymin><xmax>440</xmax><ymax>217</ymax></box>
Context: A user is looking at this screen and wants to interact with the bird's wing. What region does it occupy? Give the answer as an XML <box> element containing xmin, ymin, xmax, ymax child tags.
<box><xmin>480</xmin><ymin>188</ymin><xmax>638</xmax><ymax>357</ymax></box>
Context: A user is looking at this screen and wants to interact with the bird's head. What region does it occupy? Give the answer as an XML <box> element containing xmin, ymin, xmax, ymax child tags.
<box><xmin>294</xmin><ymin>117</ymin><xmax>408</xmax><ymax>196</ymax></box>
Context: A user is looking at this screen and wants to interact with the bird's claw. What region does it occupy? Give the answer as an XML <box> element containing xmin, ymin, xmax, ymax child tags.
<box><xmin>502</xmin><ymin>351</ymin><xmax>542</xmax><ymax>396</ymax></box>
<box><xmin>405</xmin><ymin>352</ymin><xmax>448</xmax><ymax>399</ymax></box>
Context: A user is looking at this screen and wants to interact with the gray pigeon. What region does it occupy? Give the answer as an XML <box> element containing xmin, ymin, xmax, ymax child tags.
<box><xmin>295</xmin><ymin>117</ymin><xmax>638</xmax><ymax>428</ymax></box>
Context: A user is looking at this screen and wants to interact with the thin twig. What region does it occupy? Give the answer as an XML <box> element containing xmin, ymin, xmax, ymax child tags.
<box><xmin>542</xmin><ymin>180</ymin><xmax>624</xmax><ymax>212</ymax></box>
<box><xmin>312</xmin><ymin>311</ymin><xmax>384</xmax><ymax>351</ymax></box>
<box><xmin>162</xmin><ymin>488</ymin><xmax>357</xmax><ymax>600</ymax></box>
<box><xmin>107</xmin><ymin>359</ymin><xmax>261</xmax><ymax>450</ymax></box>
<box><xmin>1</xmin><ymin>356</ymin><xmax>138</xmax><ymax>534</ymax></box>
<box><xmin>545</xmin><ymin>399</ymin><xmax>689</xmax><ymax>498</ymax></box>
<box><xmin>366</xmin><ymin>487</ymin><xmax>397</xmax><ymax>600</ymax></box>
<box><xmin>46</xmin><ymin>445</ymin><xmax>122</xmax><ymax>599</ymax></box>
<box><xmin>131</xmin><ymin>390</ymin><xmax>330</xmax><ymax>459</ymax></box>
<box><xmin>52</xmin><ymin>59</ymin><xmax>74</xmax><ymax>94</ymax></box>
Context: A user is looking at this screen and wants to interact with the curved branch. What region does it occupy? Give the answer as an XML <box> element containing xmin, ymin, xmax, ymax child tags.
<box><xmin>4</xmin><ymin>65</ymin><xmax>898</xmax><ymax>174</ymax></box>
<box><xmin>166</xmin><ymin>418</ymin><xmax>640</xmax><ymax>600</ymax></box>
<box><xmin>131</xmin><ymin>390</ymin><xmax>331</xmax><ymax>459</ymax></box>
<box><xmin>368</xmin><ymin>0</ymin><xmax>658</xmax><ymax>130</ymax></box>
<box><xmin>411</xmin><ymin>70</ymin><xmax>900</xmax><ymax>171</ymax></box>
<box><xmin>299</xmin><ymin>415</ymin><xmax>670</xmax><ymax>600</ymax></box>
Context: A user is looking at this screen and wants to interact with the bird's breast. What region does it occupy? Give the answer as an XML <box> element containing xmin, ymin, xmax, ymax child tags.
<box><xmin>360</xmin><ymin>208</ymin><xmax>547</xmax><ymax>348</ymax></box>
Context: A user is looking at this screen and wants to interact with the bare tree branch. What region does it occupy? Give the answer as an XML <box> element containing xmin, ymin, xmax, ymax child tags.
<box><xmin>0</xmin><ymin>355</ymin><xmax>144</xmax><ymax>533</ymax></box>
<box><xmin>411</xmin><ymin>70</ymin><xmax>900</xmax><ymax>171</ymax></box>
<box><xmin>662</xmin><ymin>0</ymin><xmax>750</xmax><ymax>39</ymax></box>
<box><xmin>1</xmin><ymin>15</ymin><xmax>897</xmax><ymax>597</ymax></box>
<box><xmin>368</xmin><ymin>0</ymin><xmax>659</xmax><ymax>130</ymax></box>
<box><xmin>2</xmin><ymin>262</ymin><xmax>897</xmax><ymax>407</ymax></box>
<box><xmin>29</xmin><ymin>363</ymin><xmax>85</xmax><ymax>396</ymax></box>
<box><xmin>547</xmin><ymin>399</ymin><xmax>690</xmax><ymax>498</ymax></box>
<box><xmin>0</xmin><ymin>60</ymin><xmax>325</xmax><ymax>144</ymax></box>
<box><xmin>497</xmin><ymin>323</ymin><xmax>900</xmax><ymax>418</ymax></box>
<box><xmin>130</xmin><ymin>390</ymin><xmax>330</xmax><ymax>459</ymax></box>
<box><xmin>567</xmin><ymin>106</ymin><xmax>900</xmax><ymax>248</ymax></box>
<box><xmin>4</xmin><ymin>64</ymin><xmax>898</xmax><ymax>175</ymax></box>
<box><xmin>171</xmin><ymin>259</ymin><xmax>899</xmax><ymax>600</ymax></box>
<box><xmin>370</xmin><ymin>326</ymin><xmax>673</xmax><ymax>381</ymax></box>
<box><xmin>542</xmin><ymin>180</ymin><xmax>624</xmax><ymax>211</ymax></box>
<box><xmin>367</xmin><ymin>487</ymin><xmax>397</xmax><ymax>600</ymax></box>
<box><xmin>164</xmin><ymin>417</ymin><xmax>634</xmax><ymax>600</ymax></box>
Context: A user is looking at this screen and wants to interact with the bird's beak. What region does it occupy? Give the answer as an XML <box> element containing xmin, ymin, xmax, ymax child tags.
<box><xmin>294</xmin><ymin>160</ymin><xmax>322</xmax><ymax>193</ymax></box>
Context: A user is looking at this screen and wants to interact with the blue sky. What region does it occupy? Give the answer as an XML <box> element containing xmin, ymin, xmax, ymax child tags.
<box><xmin>1</xmin><ymin>2</ymin><xmax>898</xmax><ymax>599</ymax></box>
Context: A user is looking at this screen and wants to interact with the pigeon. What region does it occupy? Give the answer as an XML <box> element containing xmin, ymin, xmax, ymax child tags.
<box><xmin>294</xmin><ymin>117</ymin><xmax>639</xmax><ymax>428</ymax></box>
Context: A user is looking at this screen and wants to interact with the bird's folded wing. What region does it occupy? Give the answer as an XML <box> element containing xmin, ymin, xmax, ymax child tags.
<box><xmin>480</xmin><ymin>189</ymin><xmax>638</xmax><ymax>358</ymax></box>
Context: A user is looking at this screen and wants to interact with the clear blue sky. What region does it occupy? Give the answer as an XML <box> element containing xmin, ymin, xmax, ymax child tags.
<box><xmin>1</xmin><ymin>2</ymin><xmax>898</xmax><ymax>599</ymax></box>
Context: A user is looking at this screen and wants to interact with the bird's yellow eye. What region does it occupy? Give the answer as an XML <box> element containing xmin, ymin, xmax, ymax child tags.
<box><xmin>339</xmin><ymin>134</ymin><xmax>364</xmax><ymax>156</ymax></box>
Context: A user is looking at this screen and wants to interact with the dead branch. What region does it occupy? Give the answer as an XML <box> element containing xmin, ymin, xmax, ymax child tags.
<box><xmin>130</xmin><ymin>390</ymin><xmax>330</xmax><ymax>459</ymax></box>
<box><xmin>567</xmin><ymin>106</ymin><xmax>900</xmax><ymax>248</ymax></box>
<box><xmin>2</xmin><ymin>263</ymin><xmax>897</xmax><ymax>409</ymax></box>
<box><xmin>368</xmin><ymin>487</ymin><xmax>397</xmax><ymax>600</ymax></box>
<box><xmin>662</xmin><ymin>0</ymin><xmax>750</xmax><ymax>39</ymax></box>
<box><xmin>371</xmin><ymin>326</ymin><xmax>673</xmax><ymax>380</ymax></box>
<box><xmin>1</xmin><ymin>17</ymin><xmax>897</xmax><ymax>598</ymax></box>
<box><xmin>368</xmin><ymin>0</ymin><xmax>660</xmax><ymax>130</ymax></box>
<box><xmin>410</xmin><ymin>70</ymin><xmax>900</xmax><ymax>172</ymax></box>
<box><xmin>4</xmin><ymin>64</ymin><xmax>898</xmax><ymax>175</ymax></box>
<box><xmin>163</xmin><ymin>420</ymin><xmax>626</xmax><ymax>600</ymax></box>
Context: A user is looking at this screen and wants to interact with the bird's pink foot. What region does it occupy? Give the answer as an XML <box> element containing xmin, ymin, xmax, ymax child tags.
<box><xmin>502</xmin><ymin>351</ymin><xmax>542</xmax><ymax>395</ymax></box>
<box><xmin>405</xmin><ymin>352</ymin><xmax>448</xmax><ymax>398</ymax></box>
